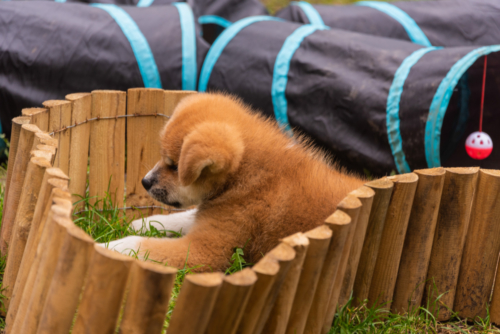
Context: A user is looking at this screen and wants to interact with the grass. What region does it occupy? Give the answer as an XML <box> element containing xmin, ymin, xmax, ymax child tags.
<box><xmin>330</xmin><ymin>295</ymin><xmax>500</xmax><ymax>334</ymax></box>
<box><xmin>263</xmin><ymin>0</ymin><xmax>429</xmax><ymax>18</ymax></box>
<box><xmin>225</xmin><ymin>240</ymin><xmax>253</xmax><ymax>275</ymax></box>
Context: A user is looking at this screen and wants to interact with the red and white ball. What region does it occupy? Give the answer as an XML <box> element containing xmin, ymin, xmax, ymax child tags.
<box><xmin>465</xmin><ymin>131</ymin><xmax>493</xmax><ymax>160</ymax></box>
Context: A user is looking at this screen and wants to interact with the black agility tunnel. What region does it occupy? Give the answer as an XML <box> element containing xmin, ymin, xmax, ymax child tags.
<box><xmin>10</xmin><ymin>0</ymin><xmax>268</xmax><ymax>44</ymax></box>
<box><xmin>0</xmin><ymin>1</ymin><xmax>209</xmax><ymax>136</ymax></box>
<box><xmin>6</xmin><ymin>0</ymin><xmax>267</xmax><ymax>23</ymax></box>
<box><xmin>50</xmin><ymin>0</ymin><xmax>176</xmax><ymax>5</ymax></box>
<box><xmin>199</xmin><ymin>17</ymin><xmax>500</xmax><ymax>175</ymax></box>
<box><xmin>192</xmin><ymin>0</ymin><xmax>268</xmax><ymax>28</ymax></box>
<box><xmin>195</xmin><ymin>0</ymin><xmax>268</xmax><ymax>44</ymax></box>
<box><xmin>276</xmin><ymin>0</ymin><xmax>500</xmax><ymax>47</ymax></box>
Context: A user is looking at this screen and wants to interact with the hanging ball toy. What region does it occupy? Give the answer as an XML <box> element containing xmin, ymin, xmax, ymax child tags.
<box><xmin>465</xmin><ymin>55</ymin><xmax>493</xmax><ymax>160</ymax></box>
<box><xmin>465</xmin><ymin>131</ymin><xmax>493</xmax><ymax>160</ymax></box>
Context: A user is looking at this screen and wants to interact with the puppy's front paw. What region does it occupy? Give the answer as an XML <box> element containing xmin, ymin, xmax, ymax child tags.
<box><xmin>129</xmin><ymin>215</ymin><xmax>169</xmax><ymax>232</ymax></box>
<box><xmin>99</xmin><ymin>236</ymin><xmax>143</xmax><ymax>257</ymax></box>
<box><xmin>129</xmin><ymin>211</ymin><xmax>196</xmax><ymax>236</ymax></box>
<box><xmin>130</xmin><ymin>217</ymin><xmax>148</xmax><ymax>232</ymax></box>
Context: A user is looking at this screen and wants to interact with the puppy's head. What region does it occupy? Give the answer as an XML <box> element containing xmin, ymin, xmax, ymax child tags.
<box><xmin>143</xmin><ymin>120</ymin><xmax>244</xmax><ymax>208</ymax></box>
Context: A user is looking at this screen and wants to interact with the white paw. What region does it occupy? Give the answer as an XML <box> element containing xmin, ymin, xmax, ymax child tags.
<box><xmin>130</xmin><ymin>209</ymin><xmax>197</xmax><ymax>236</ymax></box>
<box><xmin>99</xmin><ymin>236</ymin><xmax>143</xmax><ymax>256</ymax></box>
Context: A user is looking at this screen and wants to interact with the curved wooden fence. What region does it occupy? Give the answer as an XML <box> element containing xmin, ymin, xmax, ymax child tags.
<box><xmin>1</xmin><ymin>89</ymin><xmax>500</xmax><ymax>334</ymax></box>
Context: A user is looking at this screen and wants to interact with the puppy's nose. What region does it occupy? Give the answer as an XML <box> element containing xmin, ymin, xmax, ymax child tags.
<box><xmin>142</xmin><ymin>177</ymin><xmax>153</xmax><ymax>191</ymax></box>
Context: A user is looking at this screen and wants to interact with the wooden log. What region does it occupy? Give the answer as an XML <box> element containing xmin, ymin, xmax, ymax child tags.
<box><xmin>36</xmin><ymin>145</ymin><xmax>57</xmax><ymax>164</ymax></box>
<box><xmin>253</xmin><ymin>243</ymin><xmax>296</xmax><ymax>334</ymax></box>
<box><xmin>32</xmin><ymin>132</ymin><xmax>58</xmax><ymax>165</ymax></box>
<box><xmin>30</xmin><ymin>150</ymin><xmax>53</xmax><ymax>162</ymax></box>
<box><xmin>37</xmin><ymin>225</ymin><xmax>95</xmax><ymax>334</ymax></box>
<box><xmin>20</xmin><ymin>186</ymin><xmax>71</xmax><ymax>279</ymax></box>
<box><xmin>368</xmin><ymin>173</ymin><xmax>418</xmax><ymax>310</ymax></box>
<box><xmin>119</xmin><ymin>261</ymin><xmax>177</xmax><ymax>334</ymax></box>
<box><xmin>89</xmin><ymin>90</ymin><xmax>126</xmax><ymax>207</ymax></box>
<box><xmin>391</xmin><ymin>168</ymin><xmax>445</xmax><ymax>314</ymax></box>
<box><xmin>168</xmin><ymin>273</ymin><xmax>224</xmax><ymax>334</ymax></box>
<box><xmin>30</xmin><ymin>133</ymin><xmax>57</xmax><ymax>162</ymax></box>
<box><xmin>20</xmin><ymin>177</ymin><xmax>69</xmax><ymax>276</ymax></box>
<box><xmin>305</xmin><ymin>211</ymin><xmax>351</xmax><ymax>334</ymax></box>
<box><xmin>164</xmin><ymin>90</ymin><xmax>197</xmax><ymax>113</ymax></box>
<box><xmin>286</xmin><ymin>225</ymin><xmax>333</xmax><ymax>334</ymax></box>
<box><xmin>5</xmin><ymin>195</ymin><xmax>71</xmax><ymax>333</ymax></box>
<box><xmin>3</xmin><ymin>157</ymin><xmax>51</xmax><ymax>304</ymax></box>
<box><xmin>205</xmin><ymin>268</ymin><xmax>258</xmax><ymax>334</ymax></box>
<box><xmin>5</xmin><ymin>116</ymin><xmax>31</xmax><ymax>202</ymax></box>
<box><xmin>456</xmin><ymin>169</ymin><xmax>500</xmax><ymax>319</ymax></box>
<box><xmin>66</xmin><ymin>93</ymin><xmax>91</xmax><ymax>205</ymax></box>
<box><xmin>323</xmin><ymin>195</ymin><xmax>362</xmax><ymax>333</ymax></box>
<box><xmin>236</xmin><ymin>255</ymin><xmax>280</xmax><ymax>334</ymax></box>
<box><xmin>44</xmin><ymin>100</ymin><xmax>71</xmax><ymax>174</ymax></box>
<box><xmin>7</xmin><ymin>174</ymin><xmax>69</xmax><ymax>314</ymax></box>
<box><xmin>352</xmin><ymin>178</ymin><xmax>394</xmax><ymax>305</ymax></box>
<box><xmin>36</xmin><ymin>144</ymin><xmax>57</xmax><ymax>155</ymax></box>
<box><xmin>423</xmin><ymin>167</ymin><xmax>479</xmax><ymax>321</ymax></box>
<box><xmin>262</xmin><ymin>233</ymin><xmax>309</xmax><ymax>334</ymax></box>
<box><xmin>72</xmin><ymin>245</ymin><xmax>134</xmax><ymax>334</ymax></box>
<box><xmin>22</xmin><ymin>107</ymin><xmax>49</xmax><ymax>132</ymax></box>
<box><xmin>491</xmin><ymin>275</ymin><xmax>500</xmax><ymax>326</ymax></box>
<box><xmin>32</xmin><ymin>132</ymin><xmax>58</xmax><ymax>150</ymax></box>
<box><xmin>126</xmin><ymin>88</ymin><xmax>168</xmax><ymax>218</ymax></box>
<box><xmin>338</xmin><ymin>186</ymin><xmax>375</xmax><ymax>306</ymax></box>
<box><xmin>0</xmin><ymin>123</ymin><xmax>40</xmax><ymax>255</ymax></box>
<box><xmin>13</xmin><ymin>205</ymin><xmax>73</xmax><ymax>334</ymax></box>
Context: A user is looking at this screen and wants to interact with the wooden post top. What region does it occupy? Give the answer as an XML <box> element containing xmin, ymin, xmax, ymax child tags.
<box><xmin>186</xmin><ymin>272</ymin><xmax>224</xmax><ymax>287</ymax></box>
<box><xmin>268</xmin><ymin>243</ymin><xmax>296</xmax><ymax>262</ymax></box>
<box><xmin>444</xmin><ymin>167</ymin><xmax>480</xmax><ymax>174</ymax></box>
<box><xmin>224</xmin><ymin>268</ymin><xmax>258</xmax><ymax>286</ymax></box>
<box><xmin>350</xmin><ymin>185</ymin><xmax>375</xmax><ymax>199</ymax></box>
<box><xmin>387</xmin><ymin>172</ymin><xmax>418</xmax><ymax>183</ymax></box>
<box><xmin>305</xmin><ymin>225</ymin><xmax>333</xmax><ymax>240</ymax></box>
<box><xmin>337</xmin><ymin>194</ymin><xmax>362</xmax><ymax>211</ymax></box>
<box><xmin>132</xmin><ymin>260</ymin><xmax>178</xmax><ymax>275</ymax></box>
<box><xmin>13</xmin><ymin>116</ymin><xmax>31</xmax><ymax>125</ymax></box>
<box><xmin>252</xmin><ymin>255</ymin><xmax>280</xmax><ymax>276</ymax></box>
<box><xmin>22</xmin><ymin>108</ymin><xmax>47</xmax><ymax>116</ymax></box>
<box><xmin>67</xmin><ymin>225</ymin><xmax>95</xmax><ymax>244</ymax></box>
<box><xmin>325</xmin><ymin>210</ymin><xmax>351</xmax><ymax>226</ymax></box>
<box><xmin>478</xmin><ymin>169</ymin><xmax>500</xmax><ymax>177</ymax></box>
<box><xmin>21</xmin><ymin>123</ymin><xmax>41</xmax><ymax>133</ymax></box>
<box><xmin>414</xmin><ymin>167</ymin><xmax>446</xmax><ymax>176</ymax></box>
<box><xmin>282</xmin><ymin>232</ymin><xmax>309</xmax><ymax>248</ymax></box>
<box><xmin>66</xmin><ymin>93</ymin><xmax>91</xmax><ymax>101</ymax></box>
<box><xmin>42</xmin><ymin>100</ymin><xmax>71</xmax><ymax>108</ymax></box>
<box><xmin>94</xmin><ymin>244</ymin><xmax>136</xmax><ymax>263</ymax></box>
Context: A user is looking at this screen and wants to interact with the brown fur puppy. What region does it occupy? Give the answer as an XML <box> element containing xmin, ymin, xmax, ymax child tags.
<box><xmin>105</xmin><ymin>93</ymin><xmax>364</xmax><ymax>271</ymax></box>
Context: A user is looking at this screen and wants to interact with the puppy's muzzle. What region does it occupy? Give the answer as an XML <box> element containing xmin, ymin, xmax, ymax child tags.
<box><xmin>142</xmin><ymin>177</ymin><xmax>154</xmax><ymax>191</ymax></box>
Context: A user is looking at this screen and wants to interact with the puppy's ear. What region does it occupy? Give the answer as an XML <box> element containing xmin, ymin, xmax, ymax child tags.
<box><xmin>179</xmin><ymin>122</ymin><xmax>244</xmax><ymax>187</ymax></box>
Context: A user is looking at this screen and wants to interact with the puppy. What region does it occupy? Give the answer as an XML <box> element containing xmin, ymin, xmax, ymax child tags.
<box><xmin>105</xmin><ymin>93</ymin><xmax>364</xmax><ymax>271</ymax></box>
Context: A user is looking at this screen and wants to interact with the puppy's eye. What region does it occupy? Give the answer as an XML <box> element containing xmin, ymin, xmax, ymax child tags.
<box><xmin>169</xmin><ymin>164</ymin><xmax>178</xmax><ymax>172</ymax></box>
<box><xmin>164</xmin><ymin>157</ymin><xmax>173</xmax><ymax>165</ymax></box>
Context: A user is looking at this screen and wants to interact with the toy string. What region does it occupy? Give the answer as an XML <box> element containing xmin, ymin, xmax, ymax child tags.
<box><xmin>480</xmin><ymin>55</ymin><xmax>487</xmax><ymax>132</ymax></box>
